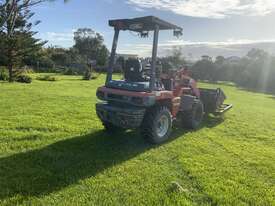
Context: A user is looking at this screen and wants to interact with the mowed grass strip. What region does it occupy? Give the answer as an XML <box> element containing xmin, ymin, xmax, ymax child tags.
<box><xmin>0</xmin><ymin>75</ymin><xmax>274</xmax><ymax>206</ymax></box>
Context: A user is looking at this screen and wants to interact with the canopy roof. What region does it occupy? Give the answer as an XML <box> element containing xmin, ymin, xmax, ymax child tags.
<box><xmin>109</xmin><ymin>16</ymin><xmax>183</xmax><ymax>33</ymax></box>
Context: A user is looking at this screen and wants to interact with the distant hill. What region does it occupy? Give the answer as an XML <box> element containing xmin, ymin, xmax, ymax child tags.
<box><xmin>160</xmin><ymin>42</ymin><xmax>275</xmax><ymax>60</ymax></box>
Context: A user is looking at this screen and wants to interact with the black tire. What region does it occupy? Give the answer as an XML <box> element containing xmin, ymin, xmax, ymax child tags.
<box><xmin>141</xmin><ymin>106</ymin><xmax>172</xmax><ymax>144</ymax></box>
<box><xmin>182</xmin><ymin>100</ymin><xmax>204</xmax><ymax>129</ymax></box>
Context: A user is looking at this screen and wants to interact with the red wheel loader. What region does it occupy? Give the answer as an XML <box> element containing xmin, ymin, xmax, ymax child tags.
<box><xmin>96</xmin><ymin>16</ymin><xmax>232</xmax><ymax>144</ymax></box>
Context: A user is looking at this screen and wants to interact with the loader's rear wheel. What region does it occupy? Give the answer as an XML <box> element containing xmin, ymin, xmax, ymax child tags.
<box><xmin>182</xmin><ymin>100</ymin><xmax>204</xmax><ymax>129</ymax></box>
<box><xmin>141</xmin><ymin>106</ymin><xmax>172</xmax><ymax>144</ymax></box>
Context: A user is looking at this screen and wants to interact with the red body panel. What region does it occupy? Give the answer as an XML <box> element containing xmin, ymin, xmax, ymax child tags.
<box><xmin>98</xmin><ymin>86</ymin><xmax>192</xmax><ymax>117</ymax></box>
<box><xmin>99</xmin><ymin>87</ymin><xmax>154</xmax><ymax>97</ymax></box>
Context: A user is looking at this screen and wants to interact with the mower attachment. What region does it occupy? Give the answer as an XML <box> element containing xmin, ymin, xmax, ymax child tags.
<box><xmin>213</xmin><ymin>103</ymin><xmax>233</xmax><ymax>115</ymax></box>
<box><xmin>199</xmin><ymin>88</ymin><xmax>232</xmax><ymax>115</ymax></box>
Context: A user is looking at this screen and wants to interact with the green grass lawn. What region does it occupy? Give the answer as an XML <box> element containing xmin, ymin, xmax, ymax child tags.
<box><xmin>0</xmin><ymin>74</ymin><xmax>274</xmax><ymax>206</ymax></box>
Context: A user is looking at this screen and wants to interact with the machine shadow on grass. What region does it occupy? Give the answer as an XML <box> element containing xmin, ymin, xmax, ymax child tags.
<box><xmin>0</xmin><ymin>130</ymin><xmax>151</xmax><ymax>200</ymax></box>
<box><xmin>202</xmin><ymin>114</ymin><xmax>225</xmax><ymax>128</ymax></box>
<box><xmin>0</xmin><ymin>116</ymin><xmax>223</xmax><ymax>201</ymax></box>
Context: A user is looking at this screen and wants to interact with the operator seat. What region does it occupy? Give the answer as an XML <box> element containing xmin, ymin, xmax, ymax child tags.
<box><xmin>124</xmin><ymin>58</ymin><xmax>146</xmax><ymax>82</ymax></box>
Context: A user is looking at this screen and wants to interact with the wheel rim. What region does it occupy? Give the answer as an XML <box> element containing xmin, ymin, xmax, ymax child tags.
<box><xmin>156</xmin><ymin>115</ymin><xmax>169</xmax><ymax>138</ymax></box>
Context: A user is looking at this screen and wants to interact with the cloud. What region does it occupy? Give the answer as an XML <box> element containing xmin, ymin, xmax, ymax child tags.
<box><xmin>45</xmin><ymin>32</ymin><xmax>74</xmax><ymax>42</ymax></box>
<box><xmin>127</xmin><ymin>0</ymin><xmax>275</xmax><ymax>18</ymax></box>
<box><xmin>119</xmin><ymin>39</ymin><xmax>275</xmax><ymax>58</ymax></box>
<box><xmin>162</xmin><ymin>39</ymin><xmax>275</xmax><ymax>59</ymax></box>
<box><xmin>37</xmin><ymin>31</ymin><xmax>74</xmax><ymax>47</ymax></box>
<box><xmin>38</xmin><ymin>29</ymin><xmax>108</xmax><ymax>47</ymax></box>
<box><xmin>159</xmin><ymin>39</ymin><xmax>275</xmax><ymax>47</ymax></box>
<box><xmin>118</xmin><ymin>43</ymin><xmax>152</xmax><ymax>56</ymax></box>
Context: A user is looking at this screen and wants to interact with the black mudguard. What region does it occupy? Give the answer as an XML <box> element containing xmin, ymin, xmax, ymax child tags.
<box><xmin>180</xmin><ymin>95</ymin><xmax>197</xmax><ymax>111</ymax></box>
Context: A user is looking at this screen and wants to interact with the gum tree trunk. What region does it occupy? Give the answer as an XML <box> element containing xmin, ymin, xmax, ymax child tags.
<box><xmin>7</xmin><ymin>62</ymin><xmax>13</xmax><ymax>82</ymax></box>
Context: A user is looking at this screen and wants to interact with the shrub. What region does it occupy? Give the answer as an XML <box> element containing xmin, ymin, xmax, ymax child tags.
<box><xmin>21</xmin><ymin>67</ymin><xmax>34</xmax><ymax>74</ymax></box>
<box><xmin>64</xmin><ymin>67</ymin><xmax>74</xmax><ymax>75</ymax></box>
<box><xmin>63</xmin><ymin>67</ymin><xmax>79</xmax><ymax>75</ymax></box>
<box><xmin>0</xmin><ymin>67</ymin><xmax>8</xmax><ymax>81</ymax></box>
<box><xmin>0</xmin><ymin>68</ymin><xmax>33</xmax><ymax>83</ymax></box>
<box><xmin>36</xmin><ymin>75</ymin><xmax>58</xmax><ymax>81</ymax></box>
<box><xmin>82</xmin><ymin>68</ymin><xmax>92</xmax><ymax>80</ymax></box>
<box><xmin>16</xmin><ymin>74</ymin><xmax>32</xmax><ymax>83</ymax></box>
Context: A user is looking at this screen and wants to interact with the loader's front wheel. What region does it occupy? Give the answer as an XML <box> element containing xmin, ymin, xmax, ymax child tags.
<box><xmin>182</xmin><ymin>100</ymin><xmax>204</xmax><ymax>129</ymax></box>
<box><xmin>141</xmin><ymin>106</ymin><xmax>172</xmax><ymax>144</ymax></box>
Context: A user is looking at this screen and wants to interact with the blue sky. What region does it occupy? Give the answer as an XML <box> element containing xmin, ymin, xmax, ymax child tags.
<box><xmin>34</xmin><ymin>0</ymin><xmax>275</xmax><ymax>58</ymax></box>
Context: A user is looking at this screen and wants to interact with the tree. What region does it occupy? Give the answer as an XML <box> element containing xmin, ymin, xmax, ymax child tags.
<box><xmin>0</xmin><ymin>0</ymin><xmax>47</xmax><ymax>81</ymax></box>
<box><xmin>247</xmin><ymin>48</ymin><xmax>268</xmax><ymax>60</ymax></box>
<box><xmin>214</xmin><ymin>56</ymin><xmax>226</xmax><ymax>80</ymax></box>
<box><xmin>0</xmin><ymin>0</ymin><xmax>71</xmax><ymax>81</ymax></box>
<box><xmin>160</xmin><ymin>46</ymin><xmax>186</xmax><ymax>73</ymax></box>
<box><xmin>0</xmin><ymin>0</ymin><xmax>69</xmax><ymax>28</ymax></box>
<box><xmin>189</xmin><ymin>48</ymin><xmax>275</xmax><ymax>94</ymax></box>
<box><xmin>73</xmin><ymin>28</ymin><xmax>109</xmax><ymax>66</ymax></box>
<box><xmin>191</xmin><ymin>58</ymin><xmax>217</xmax><ymax>82</ymax></box>
<box><xmin>238</xmin><ymin>49</ymin><xmax>272</xmax><ymax>91</ymax></box>
<box><xmin>215</xmin><ymin>56</ymin><xmax>225</xmax><ymax>65</ymax></box>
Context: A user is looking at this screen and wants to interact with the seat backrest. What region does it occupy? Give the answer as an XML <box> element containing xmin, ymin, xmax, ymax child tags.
<box><xmin>161</xmin><ymin>78</ymin><xmax>174</xmax><ymax>91</ymax></box>
<box><xmin>124</xmin><ymin>58</ymin><xmax>144</xmax><ymax>82</ymax></box>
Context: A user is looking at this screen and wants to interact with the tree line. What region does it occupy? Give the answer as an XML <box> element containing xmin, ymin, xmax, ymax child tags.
<box><xmin>156</xmin><ymin>47</ymin><xmax>275</xmax><ymax>94</ymax></box>
<box><xmin>1</xmin><ymin>1</ymin><xmax>275</xmax><ymax>94</ymax></box>
<box><xmin>190</xmin><ymin>49</ymin><xmax>275</xmax><ymax>94</ymax></box>
<box><xmin>25</xmin><ymin>28</ymin><xmax>109</xmax><ymax>75</ymax></box>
